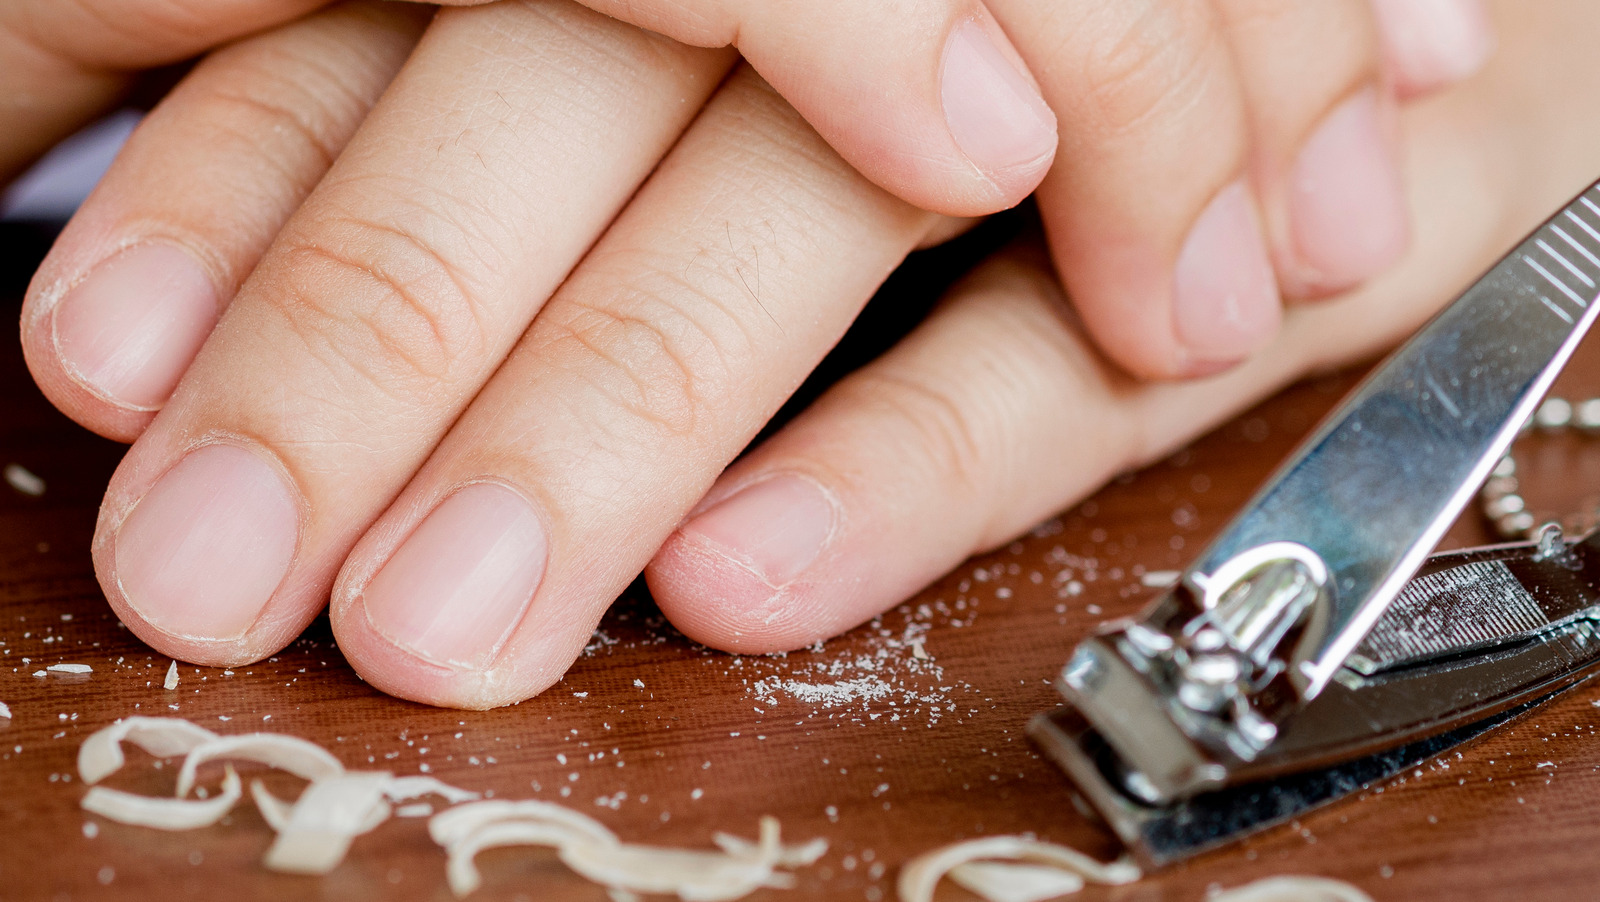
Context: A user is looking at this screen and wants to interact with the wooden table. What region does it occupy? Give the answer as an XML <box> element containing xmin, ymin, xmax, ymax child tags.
<box><xmin>3</xmin><ymin>221</ymin><xmax>1599</xmax><ymax>902</ymax></box>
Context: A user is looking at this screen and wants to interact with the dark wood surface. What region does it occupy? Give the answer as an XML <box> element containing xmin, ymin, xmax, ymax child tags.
<box><xmin>5</xmin><ymin>263</ymin><xmax>1600</xmax><ymax>902</ymax></box>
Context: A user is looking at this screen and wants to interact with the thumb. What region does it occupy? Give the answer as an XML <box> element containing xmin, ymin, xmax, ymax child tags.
<box><xmin>430</xmin><ymin>0</ymin><xmax>1060</xmax><ymax>218</ymax></box>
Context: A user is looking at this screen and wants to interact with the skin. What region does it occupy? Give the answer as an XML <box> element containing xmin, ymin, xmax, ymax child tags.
<box><xmin>415</xmin><ymin>0</ymin><xmax>1493</xmax><ymax>374</ymax></box>
<box><xmin>11</xmin><ymin>0</ymin><xmax>1492</xmax><ymax>400</ymax></box>
<box><xmin>10</xmin><ymin>0</ymin><xmax>1594</xmax><ymax>709</ymax></box>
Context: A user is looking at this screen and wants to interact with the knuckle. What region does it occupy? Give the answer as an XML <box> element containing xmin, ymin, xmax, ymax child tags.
<box><xmin>1071</xmin><ymin>1</ymin><xmax>1222</xmax><ymax>139</ymax></box>
<box><xmin>271</xmin><ymin>217</ymin><xmax>491</xmax><ymax>391</ymax></box>
<box><xmin>199</xmin><ymin>71</ymin><xmax>344</xmax><ymax>172</ymax></box>
<box><xmin>849</xmin><ymin>370</ymin><xmax>997</xmax><ymax>501</ymax></box>
<box><xmin>540</xmin><ymin>285</ymin><xmax>740</xmax><ymax>442</ymax></box>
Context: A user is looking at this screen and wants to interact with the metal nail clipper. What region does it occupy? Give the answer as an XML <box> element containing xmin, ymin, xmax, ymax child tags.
<box><xmin>1030</xmin><ymin>177</ymin><xmax>1600</xmax><ymax>866</ymax></box>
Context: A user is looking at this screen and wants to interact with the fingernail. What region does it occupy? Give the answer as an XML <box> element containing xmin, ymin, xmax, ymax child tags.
<box><xmin>362</xmin><ymin>482</ymin><xmax>548</xmax><ymax>670</ymax></box>
<box><xmin>1288</xmin><ymin>89</ymin><xmax>1410</xmax><ymax>290</ymax></box>
<box><xmin>1370</xmin><ymin>0</ymin><xmax>1495</xmax><ymax>92</ymax></box>
<box><xmin>682</xmin><ymin>476</ymin><xmax>836</xmax><ymax>587</ymax></box>
<box><xmin>114</xmin><ymin>443</ymin><xmax>299</xmax><ymax>641</ymax></box>
<box><xmin>52</xmin><ymin>244</ymin><xmax>219</xmax><ymax>410</ymax></box>
<box><xmin>941</xmin><ymin>19</ymin><xmax>1058</xmax><ymax>179</ymax></box>
<box><xmin>1173</xmin><ymin>180</ymin><xmax>1281</xmax><ymax>364</ymax></box>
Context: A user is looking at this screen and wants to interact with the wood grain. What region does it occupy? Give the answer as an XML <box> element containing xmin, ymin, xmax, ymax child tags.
<box><xmin>3</xmin><ymin>253</ymin><xmax>1600</xmax><ymax>901</ymax></box>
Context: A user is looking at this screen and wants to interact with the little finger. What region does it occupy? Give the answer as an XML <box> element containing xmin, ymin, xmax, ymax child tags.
<box><xmin>21</xmin><ymin>1</ymin><xmax>428</xmax><ymax>440</ymax></box>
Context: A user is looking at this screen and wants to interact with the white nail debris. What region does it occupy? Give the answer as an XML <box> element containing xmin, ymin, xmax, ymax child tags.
<box><xmin>72</xmin><ymin>718</ymin><xmax>818</xmax><ymax>892</ymax></box>
<box><xmin>713</xmin><ymin>830</ymin><xmax>828</xmax><ymax>868</ymax></box>
<box><xmin>897</xmin><ymin>836</ymin><xmax>1139</xmax><ymax>902</ymax></box>
<box><xmin>249</xmin><ymin>779</ymin><xmax>295</xmax><ymax>831</ymax></box>
<box><xmin>385</xmin><ymin>775</ymin><xmax>481</xmax><ymax>805</ymax></box>
<box><xmin>75</xmin><ymin>718</ymin><xmax>487</xmax><ymax>876</ymax></box>
<box><xmin>900</xmin><ymin>837</ymin><xmax>1371</xmax><ymax>902</ymax></box>
<box><xmin>164</xmin><ymin>661</ymin><xmax>180</xmax><ymax>690</ymax></box>
<box><xmin>434</xmin><ymin>801</ymin><xmax>823</xmax><ymax>900</ymax></box>
<box><xmin>430</xmin><ymin>799</ymin><xmax>619</xmax><ymax>850</ymax></box>
<box><xmin>558</xmin><ymin>823</ymin><xmax>800</xmax><ymax>900</ymax></box>
<box><xmin>443</xmin><ymin>819</ymin><xmax>610</xmax><ymax>896</ymax></box>
<box><xmin>910</xmin><ymin>640</ymin><xmax>931</xmax><ymax>661</ymax></box>
<box><xmin>78</xmin><ymin>717</ymin><xmax>220</xmax><ymax>784</ymax></box>
<box><xmin>1207</xmin><ymin>876</ymin><xmax>1374</xmax><ymax>902</ymax></box>
<box><xmin>47</xmin><ymin>663</ymin><xmax>92</xmax><ymax>674</ymax></box>
<box><xmin>948</xmin><ymin>861</ymin><xmax>1087</xmax><ymax>902</ymax></box>
<box><xmin>262</xmin><ymin>772</ymin><xmax>394</xmax><ymax>875</ymax></box>
<box><xmin>82</xmin><ymin>767</ymin><xmax>242</xmax><ymax>830</ymax></box>
<box><xmin>1139</xmin><ymin>570</ymin><xmax>1182</xmax><ymax>588</ymax></box>
<box><xmin>0</xmin><ymin>702</ymin><xmax>11</xmax><ymax>719</ymax></box>
<box><xmin>4</xmin><ymin>463</ymin><xmax>45</xmax><ymax>496</ymax></box>
<box><xmin>175</xmin><ymin>733</ymin><xmax>344</xmax><ymax>798</ymax></box>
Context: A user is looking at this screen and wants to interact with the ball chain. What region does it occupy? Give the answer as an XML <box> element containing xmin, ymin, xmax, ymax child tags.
<box><xmin>1479</xmin><ymin>396</ymin><xmax>1600</xmax><ymax>541</ymax></box>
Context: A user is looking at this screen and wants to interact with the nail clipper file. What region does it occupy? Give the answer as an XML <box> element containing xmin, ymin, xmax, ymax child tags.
<box><xmin>1029</xmin><ymin>176</ymin><xmax>1600</xmax><ymax>866</ymax></box>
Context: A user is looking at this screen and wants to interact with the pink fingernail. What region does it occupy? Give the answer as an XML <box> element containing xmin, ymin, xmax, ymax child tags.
<box><xmin>1370</xmin><ymin>0</ymin><xmax>1495</xmax><ymax>93</ymax></box>
<box><xmin>1172</xmin><ymin>180</ymin><xmax>1281</xmax><ymax>364</ymax></box>
<box><xmin>52</xmin><ymin>244</ymin><xmax>219</xmax><ymax>410</ymax></box>
<box><xmin>682</xmin><ymin>476</ymin><xmax>836</xmax><ymax>587</ymax></box>
<box><xmin>1288</xmin><ymin>89</ymin><xmax>1410</xmax><ymax>290</ymax></box>
<box><xmin>361</xmin><ymin>482</ymin><xmax>547</xmax><ymax>670</ymax></box>
<box><xmin>114</xmin><ymin>444</ymin><xmax>299</xmax><ymax>641</ymax></box>
<box><xmin>940</xmin><ymin>19</ymin><xmax>1058</xmax><ymax>180</ymax></box>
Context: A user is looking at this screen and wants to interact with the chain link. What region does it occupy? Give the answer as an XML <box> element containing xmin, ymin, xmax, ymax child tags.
<box><xmin>1479</xmin><ymin>397</ymin><xmax>1600</xmax><ymax>540</ymax></box>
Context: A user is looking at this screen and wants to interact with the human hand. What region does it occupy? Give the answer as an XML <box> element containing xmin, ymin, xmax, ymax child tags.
<box><xmin>16</xmin><ymin>0</ymin><xmax>1599</xmax><ymax>709</ymax></box>
<box><xmin>411</xmin><ymin>0</ymin><xmax>1495</xmax><ymax>379</ymax></box>
<box><xmin>7</xmin><ymin>0</ymin><xmax>1496</xmax><ymax>385</ymax></box>
<box><xmin>7</xmin><ymin>0</ymin><xmax>1499</xmax><ymax>421</ymax></box>
<box><xmin>24</xmin><ymin>0</ymin><xmax>928</xmax><ymax>705</ymax></box>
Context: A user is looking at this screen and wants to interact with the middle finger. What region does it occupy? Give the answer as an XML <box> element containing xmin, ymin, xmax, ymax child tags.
<box><xmin>330</xmin><ymin>65</ymin><xmax>938</xmax><ymax>708</ymax></box>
